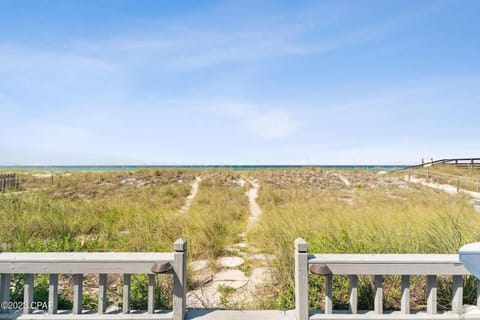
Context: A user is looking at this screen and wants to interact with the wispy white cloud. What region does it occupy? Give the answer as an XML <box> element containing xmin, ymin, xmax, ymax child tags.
<box><xmin>0</xmin><ymin>0</ymin><xmax>447</xmax><ymax>76</ymax></box>
<box><xmin>246</xmin><ymin>109</ymin><xmax>299</xmax><ymax>139</ymax></box>
<box><xmin>206</xmin><ymin>102</ymin><xmax>300</xmax><ymax>139</ymax></box>
<box><xmin>0</xmin><ymin>0</ymin><xmax>453</xmax><ymax>103</ymax></box>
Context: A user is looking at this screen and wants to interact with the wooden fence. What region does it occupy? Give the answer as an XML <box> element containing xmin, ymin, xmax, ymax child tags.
<box><xmin>0</xmin><ymin>173</ymin><xmax>19</xmax><ymax>192</ymax></box>
<box><xmin>406</xmin><ymin>169</ymin><xmax>480</xmax><ymax>193</ymax></box>
<box><xmin>406</xmin><ymin>158</ymin><xmax>480</xmax><ymax>170</ymax></box>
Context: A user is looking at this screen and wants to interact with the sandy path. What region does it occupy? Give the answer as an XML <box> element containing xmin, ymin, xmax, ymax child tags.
<box><xmin>406</xmin><ymin>175</ymin><xmax>480</xmax><ymax>199</ymax></box>
<box><xmin>179</xmin><ymin>176</ymin><xmax>202</xmax><ymax>214</ymax></box>
<box><xmin>187</xmin><ymin>178</ymin><xmax>276</xmax><ymax>308</ymax></box>
<box><xmin>187</xmin><ymin>177</ymin><xmax>274</xmax><ymax>308</ymax></box>
<box><xmin>246</xmin><ymin>179</ymin><xmax>262</xmax><ymax>230</ymax></box>
<box><xmin>332</xmin><ymin>172</ymin><xmax>351</xmax><ymax>187</ymax></box>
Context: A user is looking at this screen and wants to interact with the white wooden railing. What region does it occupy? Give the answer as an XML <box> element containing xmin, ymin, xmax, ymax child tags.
<box><xmin>294</xmin><ymin>238</ymin><xmax>480</xmax><ymax>320</ymax></box>
<box><xmin>3</xmin><ymin>237</ymin><xmax>480</xmax><ymax>320</ymax></box>
<box><xmin>0</xmin><ymin>238</ymin><xmax>186</xmax><ymax>320</ymax></box>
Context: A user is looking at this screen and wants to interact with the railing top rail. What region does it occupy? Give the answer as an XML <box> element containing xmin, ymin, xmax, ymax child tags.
<box><xmin>309</xmin><ymin>253</ymin><xmax>459</xmax><ymax>264</ymax></box>
<box><xmin>308</xmin><ymin>254</ymin><xmax>468</xmax><ymax>275</ymax></box>
<box><xmin>0</xmin><ymin>252</ymin><xmax>175</xmax><ymax>274</ymax></box>
<box><xmin>0</xmin><ymin>252</ymin><xmax>174</xmax><ymax>263</ymax></box>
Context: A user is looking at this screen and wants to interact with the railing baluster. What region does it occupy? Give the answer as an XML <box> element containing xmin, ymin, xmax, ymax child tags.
<box><xmin>123</xmin><ymin>274</ymin><xmax>131</xmax><ymax>314</ymax></box>
<box><xmin>452</xmin><ymin>275</ymin><xmax>463</xmax><ymax>313</ymax></box>
<box><xmin>0</xmin><ymin>274</ymin><xmax>10</xmax><ymax>314</ymax></box>
<box><xmin>349</xmin><ymin>275</ymin><xmax>357</xmax><ymax>314</ymax></box>
<box><xmin>427</xmin><ymin>275</ymin><xmax>437</xmax><ymax>314</ymax></box>
<box><xmin>477</xmin><ymin>278</ymin><xmax>480</xmax><ymax>308</ymax></box>
<box><xmin>98</xmin><ymin>274</ymin><xmax>107</xmax><ymax>314</ymax></box>
<box><xmin>48</xmin><ymin>274</ymin><xmax>58</xmax><ymax>314</ymax></box>
<box><xmin>374</xmin><ymin>275</ymin><xmax>383</xmax><ymax>314</ymax></box>
<box><xmin>148</xmin><ymin>274</ymin><xmax>155</xmax><ymax>314</ymax></box>
<box><xmin>401</xmin><ymin>275</ymin><xmax>410</xmax><ymax>314</ymax></box>
<box><xmin>73</xmin><ymin>274</ymin><xmax>83</xmax><ymax>314</ymax></box>
<box><xmin>325</xmin><ymin>274</ymin><xmax>333</xmax><ymax>314</ymax></box>
<box><xmin>24</xmin><ymin>274</ymin><xmax>34</xmax><ymax>314</ymax></box>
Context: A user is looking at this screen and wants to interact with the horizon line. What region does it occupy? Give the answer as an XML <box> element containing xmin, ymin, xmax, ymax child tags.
<box><xmin>0</xmin><ymin>163</ymin><xmax>411</xmax><ymax>167</ymax></box>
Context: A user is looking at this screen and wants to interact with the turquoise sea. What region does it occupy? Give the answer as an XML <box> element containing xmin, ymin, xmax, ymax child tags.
<box><xmin>0</xmin><ymin>165</ymin><xmax>407</xmax><ymax>172</ymax></box>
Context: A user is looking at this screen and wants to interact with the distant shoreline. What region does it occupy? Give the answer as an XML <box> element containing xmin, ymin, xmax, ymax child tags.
<box><xmin>0</xmin><ymin>165</ymin><xmax>407</xmax><ymax>172</ymax></box>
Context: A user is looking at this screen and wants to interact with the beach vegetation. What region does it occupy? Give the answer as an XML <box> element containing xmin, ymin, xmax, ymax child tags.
<box><xmin>248</xmin><ymin>172</ymin><xmax>480</xmax><ymax>310</ymax></box>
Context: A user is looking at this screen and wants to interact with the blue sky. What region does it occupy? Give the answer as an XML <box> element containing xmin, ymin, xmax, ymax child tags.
<box><xmin>1</xmin><ymin>0</ymin><xmax>479</xmax><ymax>165</ymax></box>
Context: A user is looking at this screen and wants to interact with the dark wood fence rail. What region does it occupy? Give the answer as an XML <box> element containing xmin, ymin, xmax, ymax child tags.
<box><xmin>0</xmin><ymin>173</ymin><xmax>20</xmax><ymax>192</ymax></box>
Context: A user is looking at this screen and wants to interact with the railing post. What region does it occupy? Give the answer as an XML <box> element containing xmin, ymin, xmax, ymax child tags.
<box><xmin>173</xmin><ymin>238</ymin><xmax>187</xmax><ymax>320</ymax></box>
<box><xmin>295</xmin><ymin>238</ymin><xmax>308</xmax><ymax>320</ymax></box>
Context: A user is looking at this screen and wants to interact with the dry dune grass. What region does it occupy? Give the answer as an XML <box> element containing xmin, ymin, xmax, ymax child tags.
<box><xmin>2</xmin><ymin>168</ymin><xmax>480</xmax><ymax>310</ymax></box>
<box><xmin>180</xmin><ymin>171</ymin><xmax>249</xmax><ymax>259</ymax></box>
<box><xmin>249</xmin><ymin>169</ymin><xmax>480</xmax><ymax>309</ymax></box>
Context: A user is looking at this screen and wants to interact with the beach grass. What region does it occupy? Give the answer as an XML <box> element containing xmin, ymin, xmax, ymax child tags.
<box><xmin>0</xmin><ymin>176</ymin><xmax>192</xmax><ymax>252</ymax></box>
<box><xmin>249</xmin><ymin>170</ymin><xmax>480</xmax><ymax>309</ymax></box>
<box><xmin>2</xmin><ymin>168</ymin><xmax>480</xmax><ymax>310</ymax></box>
<box><xmin>0</xmin><ymin>170</ymin><xmax>251</xmax><ymax>257</ymax></box>
<box><xmin>181</xmin><ymin>171</ymin><xmax>249</xmax><ymax>259</ymax></box>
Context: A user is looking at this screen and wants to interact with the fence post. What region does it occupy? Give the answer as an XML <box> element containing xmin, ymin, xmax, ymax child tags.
<box><xmin>295</xmin><ymin>238</ymin><xmax>308</xmax><ymax>320</ymax></box>
<box><xmin>173</xmin><ymin>238</ymin><xmax>186</xmax><ymax>320</ymax></box>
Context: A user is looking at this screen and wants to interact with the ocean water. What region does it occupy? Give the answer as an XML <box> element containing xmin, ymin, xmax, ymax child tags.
<box><xmin>0</xmin><ymin>165</ymin><xmax>407</xmax><ymax>172</ymax></box>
